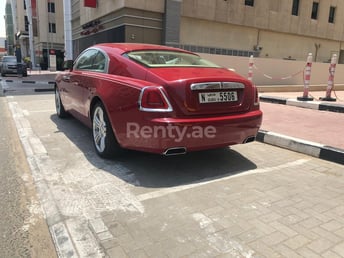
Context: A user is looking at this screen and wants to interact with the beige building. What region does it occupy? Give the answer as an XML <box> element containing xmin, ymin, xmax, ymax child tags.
<box><xmin>70</xmin><ymin>0</ymin><xmax>344</xmax><ymax>63</ymax></box>
<box><xmin>10</xmin><ymin>0</ymin><xmax>344</xmax><ymax>65</ymax></box>
<box><xmin>11</xmin><ymin>0</ymin><xmax>65</xmax><ymax>69</ymax></box>
<box><xmin>181</xmin><ymin>0</ymin><xmax>344</xmax><ymax>63</ymax></box>
<box><xmin>0</xmin><ymin>37</ymin><xmax>7</xmax><ymax>55</ymax></box>
<box><xmin>71</xmin><ymin>0</ymin><xmax>165</xmax><ymax>57</ymax></box>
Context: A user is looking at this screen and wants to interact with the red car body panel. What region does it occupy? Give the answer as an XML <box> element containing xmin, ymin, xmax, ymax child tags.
<box><xmin>55</xmin><ymin>43</ymin><xmax>262</xmax><ymax>155</ymax></box>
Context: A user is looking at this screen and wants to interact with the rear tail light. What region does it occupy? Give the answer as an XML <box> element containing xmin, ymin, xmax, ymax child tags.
<box><xmin>139</xmin><ymin>86</ymin><xmax>173</xmax><ymax>112</ymax></box>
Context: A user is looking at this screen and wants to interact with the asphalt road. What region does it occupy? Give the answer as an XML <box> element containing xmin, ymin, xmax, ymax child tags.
<box><xmin>1</xmin><ymin>80</ymin><xmax>344</xmax><ymax>257</ymax></box>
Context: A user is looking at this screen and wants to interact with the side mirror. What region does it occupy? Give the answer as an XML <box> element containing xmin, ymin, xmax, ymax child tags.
<box><xmin>63</xmin><ymin>60</ymin><xmax>74</xmax><ymax>71</ymax></box>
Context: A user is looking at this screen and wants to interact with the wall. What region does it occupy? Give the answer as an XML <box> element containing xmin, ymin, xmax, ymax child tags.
<box><xmin>182</xmin><ymin>0</ymin><xmax>344</xmax><ymax>41</ymax></box>
<box><xmin>180</xmin><ymin>0</ymin><xmax>344</xmax><ymax>62</ymax></box>
<box><xmin>258</xmin><ymin>31</ymin><xmax>341</xmax><ymax>62</ymax></box>
<box><xmin>79</xmin><ymin>0</ymin><xmax>164</xmax><ymax>24</ymax></box>
<box><xmin>181</xmin><ymin>16</ymin><xmax>344</xmax><ymax>63</ymax></box>
<box><xmin>74</xmin><ymin>5</ymin><xmax>163</xmax><ymax>54</ymax></box>
<box><xmin>200</xmin><ymin>53</ymin><xmax>344</xmax><ymax>90</ymax></box>
<box><xmin>36</xmin><ymin>0</ymin><xmax>64</xmax><ymax>44</ymax></box>
<box><xmin>180</xmin><ymin>17</ymin><xmax>258</xmax><ymax>51</ymax></box>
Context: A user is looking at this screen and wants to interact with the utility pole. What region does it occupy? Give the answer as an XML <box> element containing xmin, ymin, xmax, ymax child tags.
<box><xmin>63</xmin><ymin>0</ymin><xmax>73</xmax><ymax>60</ymax></box>
<box><xmin>24</xmin><ymin>0</ymin><xmax>35</xmax><ymax>67</ymax></box>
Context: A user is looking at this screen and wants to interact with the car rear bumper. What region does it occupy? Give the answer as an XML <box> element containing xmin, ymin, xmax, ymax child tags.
<box><xmin>118</xmin><ymin>110</ymin><xmax>263</xmax><ymax>154</ymax></box>
<box><xmin>2</xmin><ymin>68</ymin><xmax>18</xmax><ymax>74</ymax></box>
<box><xmin>1</xmin><ymin>64</ymin><xmax>27</xmax><ymax>75</ymax></box>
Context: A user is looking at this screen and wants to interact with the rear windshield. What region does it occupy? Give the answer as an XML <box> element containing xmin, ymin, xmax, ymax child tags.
<box><xmin>2</xmin><ymin>56</ymin><xmax>17</xmax><ymax>62</ymax></box>
<box><xmin>125</xmin><ymin>50</ymin><xmax>221</xmax><ymax>68</ymax></box>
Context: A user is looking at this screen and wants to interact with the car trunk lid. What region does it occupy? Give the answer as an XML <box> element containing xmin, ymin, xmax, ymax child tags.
<box><xmin>146</xmin><ymin>67</ymin><xmax>253</xmax><ymax>116</ymax></box>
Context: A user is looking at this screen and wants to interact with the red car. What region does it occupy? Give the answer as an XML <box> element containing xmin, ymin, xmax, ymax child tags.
<box><xmin>55</xmin><ymin>43</ymin><xmax>262</xmax><ymax>158</ymax></box>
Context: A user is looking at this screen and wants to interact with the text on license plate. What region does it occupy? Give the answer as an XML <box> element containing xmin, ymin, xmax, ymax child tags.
<box><xmin>199</xmin><ymin>91</ymin><xmax>238</xmax><ymax>103</ymax></box>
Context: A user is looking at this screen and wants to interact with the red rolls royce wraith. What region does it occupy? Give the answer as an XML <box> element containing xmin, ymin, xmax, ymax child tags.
<box><xmin>55</xmin><ymin>43</ymin><xmax>262</xmax><ymax>158</ymax></box>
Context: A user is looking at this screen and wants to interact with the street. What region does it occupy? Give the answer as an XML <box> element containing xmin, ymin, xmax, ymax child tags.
<box><xmin>1</xmin><ymin>80</ymin><xmax>344</xmax><ymax>257</ymax></box>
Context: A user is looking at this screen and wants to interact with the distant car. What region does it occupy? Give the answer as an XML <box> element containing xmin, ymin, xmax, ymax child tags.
<box><xmin>0</xmin><ymin>56</ymin><xmax>27</xmax><ymax>77</ymax></box>
<box><xmin>55</xmin><ymin>43</ymin><xmax>262</xmax><ymax>158</ymax></box>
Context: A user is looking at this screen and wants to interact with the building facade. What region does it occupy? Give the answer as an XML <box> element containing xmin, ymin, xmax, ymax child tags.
<box><xmin>71</xmin><ymin>0</ymin><xmax>166</xmax><ymax>58</ymax></box>
<box><xmin>9</xmin><ymin>0</ymin><xmax>65</xmax><ymax>69</ymax></box>
<box><xmin>4</xmin><ymin>0</ymin><xmax>15</xmax><ymax>55</ymax></box>
<box><xmin>70</xmin><ymin>0</ymin><xmax>344</xmax><ymax>63</ymax></box>
<box><xmin>0</xmin><ymin>37</ymin><xmax>7</xmax><ymax>55</ymax></box>
<box><xmin>8</xmin><ymin>0</ymin><xmax>344</xmax><ymax>65</ymax></box>
<box><xmin>180</xmin><ymin>0</ymin><xmax>344</xmax><ymax>63</ymax></box>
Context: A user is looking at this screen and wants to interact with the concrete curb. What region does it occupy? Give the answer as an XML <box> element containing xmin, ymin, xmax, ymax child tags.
<box><xmin>0</xmin><ymin>79</ymin><xmax>55</xmax><ymax>85</ymax></box>
<box><xmin>260</xmin><ymin>96</ymin><xmax>344</xmax><ymax>113</ymax></box>
<box><xmin>4</xmin><ymin>80</ymin><xmax>55</xmax><ymax>85</ymax></box>
<box><xmin>257</xmin><ymin>84</ymin><xmax>344</xmax><ymax>93</ymax></box>
<box><xmin>257</xmin><ymin>130</ymin><xmax>344</xmax><ymax>165</ymax></box>
<box><xmin>1</xmin><ymin>78</ymin><xmax>55</xmax><ymax>94</ymax></box>
<box><xmin>34</xmin><ymin>88</ymin><xmax>55</xmax><ymax>92</ymax></box>
<box><xmin>28</xmin><ymin>81</ymin><xmax>55</xmax><ymax>85</ymax></box>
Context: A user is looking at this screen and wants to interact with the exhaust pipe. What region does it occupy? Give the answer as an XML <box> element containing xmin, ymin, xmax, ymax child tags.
<box><xmin>163</xmin><ymin>147</ymin><xmax>187</xmax><ymax>156</ymax></box>
<box><xmin>243</xmin><ymin>136</ymin><xmax>256</xmax><ymax>144</ymax></box>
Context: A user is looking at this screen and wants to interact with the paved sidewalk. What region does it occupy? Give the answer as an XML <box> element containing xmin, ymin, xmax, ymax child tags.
<box><xmin>260</xmin><ymin>91</ymin><xmax>344</xmax><ymax>113</ymax></box>
<box><xmin>260</xmin><ymin>90</ymin><xmax>344</xmax><ymax>104</ymax></box>
<box><xmin>259</xmin><ymin>91</ymin><xmax>344</xmax><ymax>165</ymax></box>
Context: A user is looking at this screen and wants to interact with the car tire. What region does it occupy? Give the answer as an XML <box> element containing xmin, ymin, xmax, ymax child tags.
<box><xmin>92</xmin><ymin>102</ymin><xmax>121</xmax><ymax>158</ymax></box>
<box><xmin>55</xmin><ymin>87</ymin><xmax>68</xmax><ymax>118</ymax></box>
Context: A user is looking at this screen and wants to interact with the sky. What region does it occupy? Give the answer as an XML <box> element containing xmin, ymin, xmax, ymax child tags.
<box><xmin>0</xmin><ymin>0</ymin><xmax>6</xmax><ymax>38</ymax></box>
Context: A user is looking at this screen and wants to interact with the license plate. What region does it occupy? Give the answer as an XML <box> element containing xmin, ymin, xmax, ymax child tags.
<box><xmin>199</xmin><ymin>91</ymin><xmax>238</xmax><ymax>103</ymax></box>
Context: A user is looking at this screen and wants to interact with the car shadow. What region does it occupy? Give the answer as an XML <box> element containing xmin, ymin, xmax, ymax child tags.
<box><xmin>50</xmin><ymin>114</ymin><xmax>257</xmax><ymax>188</ymax></box>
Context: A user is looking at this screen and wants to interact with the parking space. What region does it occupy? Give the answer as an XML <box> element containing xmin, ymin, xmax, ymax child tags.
<box><xmin>5</xmin><ymin>93</ymin><xmax>344</xmax><ymax>257</ymax></box>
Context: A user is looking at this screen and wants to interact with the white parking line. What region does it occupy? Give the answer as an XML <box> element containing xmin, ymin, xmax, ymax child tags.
<box><xmin>27</xmin><ymin>109</ymin><xmax>56</xmax><ymax>113</ymax></box>
<box><xmin>136</xmin><ymin>158</ymin><xmax>310</xmax><ymax>202</ymax></box>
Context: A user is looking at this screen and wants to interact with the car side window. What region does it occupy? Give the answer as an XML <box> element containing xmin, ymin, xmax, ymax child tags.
<box><xmin>92</xmin><ymin>52</ymin><xmax>106</xmax><ymax>72</ymax></box>
<box><xmin>75</xmin><ymin>49</ymin><xmax>98</xmax><ymax>70</ymax></box>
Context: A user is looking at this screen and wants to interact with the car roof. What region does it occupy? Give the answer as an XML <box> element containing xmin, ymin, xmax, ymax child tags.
<box><xmin>92</xmin><ymin>43</ymin><xmax>194</xmax><ymax>55</ymax></box>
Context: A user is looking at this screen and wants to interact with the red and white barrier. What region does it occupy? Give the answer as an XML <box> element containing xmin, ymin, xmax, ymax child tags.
<box><xmin>247</xmin><ymin>53</ymin><xmax>338</xmax><ymax>102</ymax></box>
<box><xmin>248</xmin><ymin>55</ymin><xmax>254</xmax><ymax>81</ymax></box>
<box><xmin>320</xmin><ymin>54</ymin><xmax>337</xmax><ymax>102</ymax></box>
<box><xmin>249</xmin><ymin>55</ymin><xmax>306</xmax><ymax>83</ymax></box>
<box><xmin>297</xmin><ymin>53</ymin><xmax>314</xmax><ymax>101</ymax></box>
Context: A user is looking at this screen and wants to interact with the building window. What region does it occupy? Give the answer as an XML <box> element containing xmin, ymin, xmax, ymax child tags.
<box><xmin>23</xmin><ymin>0</ymin><xmax>26</xmax><ymax>10</ymax></box>
<box><xmin>245</xmin><ymin>0</ymin><xmax>254</xmax><ymax>7</ymax></box>
<box><xmin>291</xmin><ymin>0</ymin><xmax>300</xmax><ymax>16</ymax></box>
<box><xmin>329</xmin><ymin>6</ymin><xmax>336</xmax><ymax>23</ymax></box>
<box><xmin>48</xmin><ymin>2</ymin><xmax>55</xmax><ymax>13</ymax></box>
<box><xmin>49</xmin><ymin>23</ymin><xmax>56</xmax><ymax>33</ymax></box>
<box><xmin>24</xmin><ymin>16</ymin><xmax>29</xmax><ymax>31</ymax></box>
<box><xmin>311</xmin><ymin>2</ymin><xmax>319</xmax><ymax>20</ymax></box>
